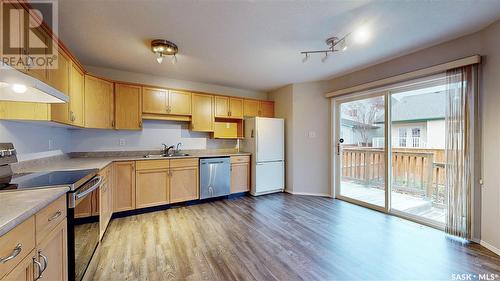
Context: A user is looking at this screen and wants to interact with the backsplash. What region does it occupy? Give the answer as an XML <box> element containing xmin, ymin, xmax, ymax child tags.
<box><xmin>0</xmin><ymin>120</ymin><xmax>236</xmax><ymax>161</ymax></box>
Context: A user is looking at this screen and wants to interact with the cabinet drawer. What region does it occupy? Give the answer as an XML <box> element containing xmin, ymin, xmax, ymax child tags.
<box><xmin>136</xmin><ymin>160</ymin><xmax>169</xmax><ymax>171</ymax></box>
<box><xmin>230</xmin><ymin>155</ymin><xmax>250</xmax><ymax>164</ymax></box>
<box><xmin>0</xmin><ymin>217</ymin><xmax>35</xmax><ymax>279</ymax></box>
<box><xmin>35</xmin><ymin>195</ymin><xmax>66</xmax><ymax>242</ymax></box>
<box><xmin>170</xmin><ymin>158</ymin><xmax>198</xmax><ymax>168</ymax></box>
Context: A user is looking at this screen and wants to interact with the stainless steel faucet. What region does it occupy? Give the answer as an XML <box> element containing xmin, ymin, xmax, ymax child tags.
<box><xmin>175</xmin><ymin>142</ymin><xmax>183</xmax><ymax>153</ymax></box>
<box><xmin>161</xmin><ymin>143</ymin><xmax>174</xmax><ymax>156</ymax></box>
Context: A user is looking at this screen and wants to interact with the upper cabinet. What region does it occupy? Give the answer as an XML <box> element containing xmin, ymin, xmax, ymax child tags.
<box><xmin>169</xmin><ymin>90</ymin><xmax>192</xmax><ymax>115</ymax></box>
<box><xmin>115</xmin><ymin>83</ymin><xmax>142</xmax><ymax>130</ymax></box>
<box><xmin>215</xmin><ymin>96</ymin><xmax>243</xmax><ymax>119</ymax></box>
<box><xmin>259</xmin><ymin>100</ymin><xmax>275</xmax><ymax>118</ymax></box>
<box><xmin>47</xmin><ymin>49</ymin><xmax>70</xmax><ymax>96</ymax></box>
<box><xmin>142</xmin><ymin>87</ymin><xmax>168</xmax><ymax>115</ymax></box>
<box><xmin>84</xmin><ymin>75</ymin><xmax>114</xmax><ymax>129</ymax></box>
<box><xmin>142</xmin><ymin>88</ymin><xmax>192</xmax><ymax>120</ymax></box>
<box><xmin>51</xmin><ymin>60</ymin><xmax>84</xmax><ymax>126</ymax></box>
<box><xmin>243</xmin><ymin>99</ymin><xmax>259</xmax><ymax>117</ymax></box>
<box><xmin>191</xmin><ymin>93</ymin><xmax>214</xmax><ymax>132</ymax></box>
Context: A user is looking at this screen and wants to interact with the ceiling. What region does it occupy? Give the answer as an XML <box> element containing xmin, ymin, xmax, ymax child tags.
<box><xmin>58</xmin><ymin>0</ymin><xmax>500</xmax><ymax>92</ymax></box>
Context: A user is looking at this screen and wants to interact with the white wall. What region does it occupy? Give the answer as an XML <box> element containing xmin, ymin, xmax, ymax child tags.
<box><xmin>0</xmin><ymin>121</ymin><xmax>71</xmax><ymax>161</ymax></box>
<box><xmin>70</xmin><ymin>120</ymin><xmax>235</xmax><ymax>152</ymax></box>
<box><xmin>268</xmin><ymin>85</ymin><xmax>294</xmax><ymax>192</ymax></box>
<box><xmin>86</xmin><ymin>66</ymin><xmax>267</xmax><ymax>100</ymax></box>
<box><xmin>269</xmin><ymin>82</ymin><xmax>331</xmax><ymax>196</ymax></box>
<box><xmin>426</xmin><ymin>120</ymin><xmax>445</xmax><ymax>149</ymax></box>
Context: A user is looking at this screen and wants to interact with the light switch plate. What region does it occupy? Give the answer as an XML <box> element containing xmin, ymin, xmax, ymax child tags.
<box><xmin>119</xmin><ymin>139</ymin><xmax>126</xmax><ymax>146</ymax></box>
<box><xmin>307</xmin><ymin>131</ymin><xmax>316</xmax><ymax>138</ymax></box>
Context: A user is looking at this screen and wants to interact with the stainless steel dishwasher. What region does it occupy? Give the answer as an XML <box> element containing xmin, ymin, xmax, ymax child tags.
<box><xmin>200</xmin><ymin>157</ymin><xmax>230</xmax><ymax>199</ymax></box>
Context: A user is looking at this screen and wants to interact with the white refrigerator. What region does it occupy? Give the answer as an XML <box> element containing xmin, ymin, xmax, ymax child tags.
<box><xmin>241</xmin><ymin>117</ymin><xmax>284</xmax><ymax>196</ymax></box>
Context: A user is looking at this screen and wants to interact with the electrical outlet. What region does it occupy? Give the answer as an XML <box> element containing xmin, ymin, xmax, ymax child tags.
<box><xmin>119</xmin><ymin>139</ymin><xmax>126</xmax><ymax>146</ymax></box>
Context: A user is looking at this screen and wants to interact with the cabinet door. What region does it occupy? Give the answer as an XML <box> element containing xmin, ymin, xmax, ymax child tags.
<box><xmin>0</xmin><ymin>101</ymin><xmax>50</xmax><ymax>121</ymax></box>
<box><xmin>136</xmin><ymin>169</ymin><xmax>169</xmax><ymax>208</ymax></box>
<box><xmin>3</xmin><ymin>250</ymin><xmax>35</xmax><ymax>281</ymax></box>
<box><xmin>115</xmin><ymin>83</ymin><xmax>142</xmax><ymax>130</ymax></box>
<box><xmin>69</xmin><ymin>63</ymin><xmax>85</xmax><ymax>127</ymax></box>
<box><xmin>191</xmin><ymin>94</ymin><xmax>214</xmax><ymax>132</ymax></box>
<box><xmin>259</xmin><ymin>101</ymin><xmax>274</xmax><ymax>117</ymax></box>
<box><xmin>99</xmin><ymin>177</ymin><xmax>110</xmax><ymax>238</ymax></box>
<box><xmin>231</xmin><ymin>163</ymin><xmax>250</xmax><ymax>193</ymax></box>
<box><xmin>213</xmin><ymin>122</ymin><xmax>238</xmax><ymax>139</ymax></box>
<box><xmin>243</xmin><ymin>99</ymin><xmax>259</xmax><ymax>117</ymax></box>
<box><xmin>142</xmin><ymin>87</ymin><xmax>168</xmax><ymax>114</ymax></box>
<box><xmin>84</xmin><ymin>75</ymin><xmax>114</xmax><ymax>129</ymax></box>
<box><xmin>168</xmin><ymin>90</ymin><xmax>191</xmax><ymax>115</ymax></box>
<box><xmin>113</xmin><ymin>161</ymin><xmax>136</xmax><ymax>212</ymax></box>
<box><xmin>170</xmin><ymin>166</ymin><xmax>199</xmax><ymax>203</ymax></box>
<box><xmin>47</xmin><ymin>49</ymin><xmax>70</xmax><ymax>95</ymax></box>
<box><xmin>26</xmin><ymin>26</ymin><xmax>49</xmax><ymax>83</ymax></box>
<box><xmin>229</xmin><ymin>98</ymin><xmax>243</xmax><ymax>118</ymax></box>
<box><xmin>49</xmin><ymin>50</ymin><xmax>70</xmax><ymax>124</ymax></box>
<box><xmin>36</xmin><ymin>220</ymin><xmax>67</xmax><ymax>281</ymax></box>
<box><xmin>214</xmin><ymin>96</ymin><xmax>229</xmax><ymax>118</ymax></box>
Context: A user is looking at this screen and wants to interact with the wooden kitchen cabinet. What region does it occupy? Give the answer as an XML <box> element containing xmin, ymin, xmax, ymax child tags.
<box><xmin>215</xmin><ymin>96</ymin><xmax>243</xmax><ymax>118</ymax></box>
<box><xmin>135</xmin><ymin>160</ymin><xmax>170</xmax><ymax>208</ymax></box>
<box><xmin>99</xmin><ymin>164</ymin><xmax>113</xmax><ymax>239</ymax></box>
<box><xmin>243</xmin><ymin>99</ymin><xmax>259</xmax><ymax>117</ymax></box>
<box><xmin>84</xmin><ymin>75</ymin><xmax>114</xmax><ymax>129</ymax></box>
<box><xmin>259</xmin><ymin>100</ymin><xmax>274</xmax><ymax>117</ymax></box>
<box><xmin>74</xmin><ymin>195</ymin><xmax>92</xmax><ymax>218</ymax></box>
<box><xmin>1</xmin><ymin>195</ymin><xmax>67</xmax><ymax>281</ymax></box>
<box><xmin>51</xmin><ymin>61</ymin><xmax>85</xmax><ymax>126</ymax></box>
<box><xmin>113</xmin><ymin>161</ymin><xmax>136</xmax><ymax>212</ymax></box>
<box><xmin>168</xmin><ymin>90</ymin><xmax>192</xmax><ymax>115</ymax></box>
<box><xmin>2</xmin><ymin>249</ymin><xmax>35</xmax><ymax>281</ymax></box>
<box><xmin>115</xmin><ymin>83</ymin><xmax>142</xmax><ymax>130</ymax></box>
<box><xmin>230</xmin><ymin>156</ymin><xmax>250</xmax><ymax>193</ymax></box>
<box><xmin>170</xmin><ymin>159</ymin><xmax>199</xmax><ymax>203</ymax></box>
<box><xmin>136</xmin><ymin>168</ymin><xmax>170</xmax><ymax>208</ymax></box>
<box><xmin>0</xmin><ymin>102</ymin><xmax>50</xmax><ymax>121</ymax></box>
<box><xmin>191</xmin><ymin>93</ymin><xmax>214</xmax><ymax>132</ymax></box>
<box><xmin>47</xmin><ymin>49</ymin><xmax>70</xmax><ymax>96</ymax></box>
<box><xmin>142</xmin><ymin>87</ymin><xmax>168</xmax><ymax>114</ymax></box>
<box><xmin>36</xmin><ymin>220</ymin><xmax>67</xmax><ymax>281</ymax></box>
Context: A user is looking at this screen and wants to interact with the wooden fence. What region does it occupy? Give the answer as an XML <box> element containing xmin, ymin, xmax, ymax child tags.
<box><xmin>341</xmin><ymin>146</ymin><xmax>446</xmax><ymax>205</ymax></box>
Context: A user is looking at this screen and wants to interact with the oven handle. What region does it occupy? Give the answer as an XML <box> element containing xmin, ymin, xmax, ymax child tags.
<box><xmin>75</xmin><ymin>176</ymin><xmax>102</xmax><ymax>200</ymax></box>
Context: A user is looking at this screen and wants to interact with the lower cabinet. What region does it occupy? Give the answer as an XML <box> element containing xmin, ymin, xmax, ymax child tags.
<box><xmin>170</xmin><ymin>164</ymin><xmax>199</xmax><ymax>204</ymax></box>
<box><xmin>230</xmin><ymin>156</ymin><xmax>250</xmax><ymax>193</ymax></box>
<box><xmin>99</xmin><ymin>164</ymin><xmax>113</xmax><ymax>239</ymax></box>
<box><xmin>135</xmin><ymin>158</ymin><xmax>199</xmax><ymax>208</ymax></box>
<box><xmin>36</xmin><ymin>220</ymin><xmax>67</xmax><ymax>281</ymax></box>
<box><xmin>113</xmin><ymin>161</ymin><xmax>136</xmax><ymax>212</ymax></box>
<box><xmin>1</xmin><ymin>195</ymin><xmax>67</xmax><ymax>281</ymax></box>
<box><xmin>136</xmin><ymin>168</ymin><xmax>170</xmax><ymax>208</ymax></box>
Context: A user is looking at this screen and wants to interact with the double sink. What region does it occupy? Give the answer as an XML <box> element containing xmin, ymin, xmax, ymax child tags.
<box><xmin>143</xmin><ymin>153</ymin><xmax>190</xmax><ymax>159</ymax></box>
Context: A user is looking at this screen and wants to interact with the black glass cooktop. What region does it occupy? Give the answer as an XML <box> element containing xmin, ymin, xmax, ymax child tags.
<box><xmin>0</xmin><ymin>169</ymin><xmax>98</xmax><ymax>191</ymax></box>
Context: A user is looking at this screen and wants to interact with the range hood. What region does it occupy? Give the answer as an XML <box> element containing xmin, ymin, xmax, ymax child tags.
<box><xmin>0</xmin><ymin>65</ymin><xmax>69</xmax><ymax>103</ymax></box>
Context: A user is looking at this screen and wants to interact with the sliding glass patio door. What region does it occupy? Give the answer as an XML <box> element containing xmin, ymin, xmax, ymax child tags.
<box><xmin>336</xmin><ymin>94</ymin><xmax>387</xmax><ymax>210</ymax></box>
<box><xmin>334</xmin><ymin>74</ymin><xmax>449</xmax><ymax>229</ymax></box>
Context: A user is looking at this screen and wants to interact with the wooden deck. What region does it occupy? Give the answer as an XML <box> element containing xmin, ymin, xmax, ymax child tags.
<box><xmin>341</xmin><ymin>180</ymin><xmax>445</xmax><ymax>223</ymax></box>
<box><xmin>91</xmin><ymin>194</ymin><xmax>499</xmax><ymax>280</ymax></box>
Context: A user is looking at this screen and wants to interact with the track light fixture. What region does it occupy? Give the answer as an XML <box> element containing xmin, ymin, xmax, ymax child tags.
<box><xmin>301</xmin><ymin>36</ymin><xmax>348</xmax><ymax>63</ymax></box>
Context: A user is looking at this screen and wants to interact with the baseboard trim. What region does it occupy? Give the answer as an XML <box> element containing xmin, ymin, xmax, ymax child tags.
<box><xmin>285</xmin><ymin>190</ymin><xmax>332</xmax><ymax>198</ymax></box>
<box><xmin>480</xmin><ymin>240</ymin><xmax>500</xmax><ymax>256</ymax></box>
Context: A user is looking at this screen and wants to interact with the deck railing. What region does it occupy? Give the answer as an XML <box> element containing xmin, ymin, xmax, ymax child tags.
<box><xmin>341</xmin><ymin>146</ymin><xmax>446</xmax><ymax>206</ymax></box>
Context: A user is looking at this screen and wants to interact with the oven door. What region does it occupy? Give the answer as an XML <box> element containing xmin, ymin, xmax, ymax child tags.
<box><xmin>67</xmin><ymin>176</ymin><xmax>102</xmax><ymax>281</ymax></box>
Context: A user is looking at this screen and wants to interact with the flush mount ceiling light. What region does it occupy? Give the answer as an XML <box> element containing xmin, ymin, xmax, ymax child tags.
<box><xmin>151</xmin><ymin>39</ymin><xmax>178</xmax><ymax>64</ymax></box>
<box><xmin>301</xmin><ymin>25</ymin><xmax>371</xmax><ymax>63</ymax></box>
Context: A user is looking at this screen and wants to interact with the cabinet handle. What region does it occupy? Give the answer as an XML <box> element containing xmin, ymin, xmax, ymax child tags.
<box><xmin>48</xmin><ymin>210</ymin><xmax>62</xmax><ymax>222</ymax></box>
<box><xmin>33</xmin><ymin>258</ymin><xmax>43</xmax><ymax>280</ymax></box>
<box><xmin>228</xmin><ymin>111</ymin><xmax>231</xmax><ymax>117</ymax></box>
<box><xmin>258</xmin><ymin>110</ymin><xmax>261</xmax><ymax>116</ymax></box>
<box><xmin>0</xmin><ymin>243</ymin><xmax>22</xmax><ymax>263</ymax></box>
<box><xmin>38</xmin><ymin>250</ymin><xmax>48</xmax><ymax>273</ymax></box>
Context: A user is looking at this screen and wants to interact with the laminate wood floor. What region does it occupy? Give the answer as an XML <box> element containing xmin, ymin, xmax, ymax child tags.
<box><xmin>93</xmin><ymin>194</ymin><xmax>500</xmax><ymax>281</ymax></box>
